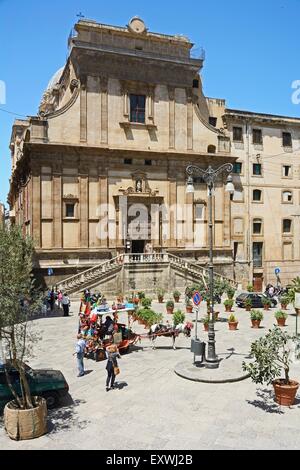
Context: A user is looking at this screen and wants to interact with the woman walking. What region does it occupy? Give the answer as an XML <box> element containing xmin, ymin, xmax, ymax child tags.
<box><xmin>105</xmin><ymin>344</ymin><xmax>121</xmax><ymax>392</ymax></box>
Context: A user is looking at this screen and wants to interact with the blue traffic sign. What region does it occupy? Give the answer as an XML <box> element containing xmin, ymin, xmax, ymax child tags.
<box><xmin>275</xmin><ymin>268</ymin><xmax>281</xmax><ymax>276</ymax></box>
<box><xmin>193</xmin><ymin>291</ymin><xmax>202</xmax><ymax>306</ymax></box>
<box><xmin>48</xmin><ymin>268</ymin><xmax>54</xmax><ymax>276</ymax></box>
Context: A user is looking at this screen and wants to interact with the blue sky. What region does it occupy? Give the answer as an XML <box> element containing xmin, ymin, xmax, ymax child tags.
<box><xmin>0</xmin><ymin>0</ymin><xmax>299</xmax><ymax>204</ymax></box>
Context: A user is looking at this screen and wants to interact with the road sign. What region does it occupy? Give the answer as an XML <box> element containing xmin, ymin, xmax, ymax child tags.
<box><xmin>193</xmin><ymin>291</ymin><xmax>202</xmax><ymax>306</ymax></box>
<box><xmin>48</xmin><ymin>268</ymin><xmax>54</xmax><ymax>276</ymax></box>
<box><xmin>275</xmin><ymin>268</ymin><xmax>281</xmax><ymax>276</ymax></box>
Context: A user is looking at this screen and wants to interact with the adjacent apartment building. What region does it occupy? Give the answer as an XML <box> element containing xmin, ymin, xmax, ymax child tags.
<box><xmin>8</xmin><ymin>17</ymin><xmax>300</xmax><ymax>290</ymax></box>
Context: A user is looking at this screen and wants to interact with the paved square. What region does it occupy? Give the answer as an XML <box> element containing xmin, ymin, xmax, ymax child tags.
<box><xmin>1</xmin><ymin>300</ymin><xmax>300</xmax><ymax>450</ymax></box>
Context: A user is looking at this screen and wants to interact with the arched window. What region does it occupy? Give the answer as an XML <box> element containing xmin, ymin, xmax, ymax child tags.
<box><xmin>253</xmin><ymin>189</ymin><xmax>262</xmax><ymax>202</ymax></box>
<box><xmin>253</xmin><ymin>219</ymin><xmax>263</xmax><ymax>235</ymax></box>
<box><xmin>283</xmin><ymin>219</ymin><xmax>292</xmax><ymax>234</ymax></box>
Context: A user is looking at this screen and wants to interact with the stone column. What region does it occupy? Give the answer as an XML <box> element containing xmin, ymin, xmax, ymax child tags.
<box><xmin>80</xmin><ymin>78</ymin><xmax>87</xmax><ymax>143</ymax></box>
<box><xmin>185</xmin><ymin>186</ymin><xmax>194</xmax><ymax>248</ymax></box>
<box><xmin>168</xmin><ymin>87</ymin><xmax>175</xmax><ymax>149</ymax></box>
<box><xmin>223</xmin><ymin>186</ymin><xmax>231</xmax><ymax>247</ymax></box>
<box><xmin>79</xmin><ymin>164</ymin><xmax>89</xmax><ymax>248</ymax></box>
<box><xmin>52</xmin><ymin>160</ymin><xmax>62</xmax><ymax>249</ymax></box>
<box><xmin>168</xmin><ymin>175</ymin><xmax>177</xmax><ymax>248</ymax></box>
<box><xmin>100</xmin><ymin>76</ymin><xmax>108</xmax><ymax>144</ymax></box>
<box><xmin>31</xmin><ymin>165</ymin><xmax>41</xmax><ymax>248</ymax></box>
<box><xmin>99</xmin><ymin>168</ymin><xmax>109</xmax><ymax>248</ymax></box>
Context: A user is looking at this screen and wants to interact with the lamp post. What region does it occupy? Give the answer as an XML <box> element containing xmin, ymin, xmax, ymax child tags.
<box><xmin>186</xmin><ymin>164</ymin><xmax>235</xmax><ymax>369</ymax></box>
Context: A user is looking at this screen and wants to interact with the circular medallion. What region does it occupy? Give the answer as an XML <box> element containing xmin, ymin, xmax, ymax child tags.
<box><xmin>128</xmin><ymin>17</ymin><xmax>147</xmax><ymax>34</ymax></box>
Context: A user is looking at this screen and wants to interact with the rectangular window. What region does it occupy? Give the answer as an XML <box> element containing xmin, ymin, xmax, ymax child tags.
<box><xmin>283</xmin><ymin>219</ymin><xmax>292</xmax><ymax>233</ymax></box>
<box><xmin>283</xmin><ymin>165</ymin><xmax>292</xmax><ymax>178</ymax></box>
<box><xmin>193</xmin><ymin>79</ymin><xmax>200</xmax><ymax>89</ymax></box>
<box><xmin>282</xmin><ymin>191</ymin><xmax>293</xmax><ymax>203</ymax></box>
<box><xmin>253</xmin><ymin>190</ymin><xmax>262</xmax><ymax>202</ymax></box>
<box><xmin>124</xmin><ymin>159</ymin><xmax>133</xmax><ymax>165</ymax></box>
<box><xmin>145</xmin><ymin>160</ymin><xmax>152</xmax><ymax>166</ymax></box>
<box><xmin>253</xmin><ymin>220</ymin><xmax>262</xmax><ymax>235</ymax></box>
<box><xmin>253</xmin><ymin>242</ymin><xmax>263</xmax><ymax>268</ymax></box>
<box><xmin>233</xmin><ymin>162</ymin><xmax>243</xmax><ymax>174</ymax></box>
<box><xmin>253</xmin><ymin>164</ymin><xmax>262</xmax><ymax>176</ymax></box>
<box><xmin>233</xmin><ymin>126</ymin><xmax>243</xmax><ymax>142</ymax></box>
<box><xmin>283</xmin><ymin>132</ymin><xmax>292</xmax><ymax>147</ymax></box>
<box><xmin>66</xmin><ymin>203</ymin><xmax>75</xmax><ymax>218</ymax></box>
<box><xmin>209</xmin><ymin>117</ymin><xmax>217</xmax><ymax>127</ymax></box>
<box><xmin>130</xmin><ymin>95</ymin><xmax>146</xmax><ymax>123</ymax></box>
<box><xmin>253</xmin><ymin>129</ymin><xmax>263</xmax><ymax>145</ymax></box>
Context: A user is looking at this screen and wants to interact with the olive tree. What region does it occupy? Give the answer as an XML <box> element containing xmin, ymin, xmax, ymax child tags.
<box><xmin>0</xmin><ymin>226</ymin><xmax>42</xmax><ymax>409</ymax></box>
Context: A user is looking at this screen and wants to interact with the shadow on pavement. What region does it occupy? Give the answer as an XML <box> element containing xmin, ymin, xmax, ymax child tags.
<box><xmin>246</xmin><ymin>389</ymin><xmax>286</xmax><ymax>414</ymax></box>
<box><xmin>47</xmin><ymin>396</ymin><xmax>89</xmax><ymax>434</ymax></box>
<box><xmin>114</xmin><ymin>381</ymin><xmax>128</xmax><ymax>390</ymax></box>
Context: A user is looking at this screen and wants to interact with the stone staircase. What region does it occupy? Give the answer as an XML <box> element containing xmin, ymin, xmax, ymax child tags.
<box><xmin>56</xmin><ymin>253</ymin><xmax>237</xmax><ymax>296</ymax></box>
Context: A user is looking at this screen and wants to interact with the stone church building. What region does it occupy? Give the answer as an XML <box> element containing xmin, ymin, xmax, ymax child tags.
<box><xmin>8</xmin><ymin>17</ymin><xmax>300</xmax><ymax>292</ymax></box>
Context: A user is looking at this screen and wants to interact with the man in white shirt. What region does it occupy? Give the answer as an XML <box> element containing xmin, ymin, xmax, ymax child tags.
<box><xmin>75</xmin><ymin>334</ymin><xmax>86</xmax><ymax>377</ymax></box>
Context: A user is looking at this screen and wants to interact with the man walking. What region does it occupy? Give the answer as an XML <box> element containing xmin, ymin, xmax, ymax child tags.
<box><xmin>62</xmin><ymin>292</ymin><xmax>70</xmax><ymax>316</ymax></box>
<box><xmin>75</xmin><ymin>334</ymin><xmax>86</xmax><ymax>377</ymax></box>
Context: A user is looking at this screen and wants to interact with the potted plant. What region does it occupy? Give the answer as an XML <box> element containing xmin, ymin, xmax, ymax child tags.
<box><xmin>226</xmin><ymin>286</ymin><xmax>236</xmax><ymax>300</ymax></box>
<box><xmin>228</xmin><ymin>314</ymin><xmax>239</xmax><ymax>331</ymax></box>
<box><xmin>156</xmin><ymin>288</ymin><xmax>166</xmax><ymax>303</ymax></box>
<box><xmin>0</xmin><ymin>226</ymin><xmax>46</xmax><ymax>441</ymax></box>
<box><xmin>275</xmin><ymin>310</ymin><xmax>288</xmax><ymax>328</ymax></box>
<box><xmin>250</xmin><ymin>310</ymin><xmax>264</xmax><ymax>329</ymax></box>
<box><xmin>173</xmin><ymin>310</ymin><xmax>185</xmax><ymax>327</ymax></box>
<box><xmin>245</xmin><ymin>297</ymin><xmax>253</xmax><ymax>311</ymax></box>
<box><xmin>141</xmin><ymin>297</ymin><xmax>152</xmax><ymax>309</ymax></box>
<box><xmin>262</xmin><ymin>297</ymin><xmax>272</xmax><ymax>311</ymax></box>
<box><xmin>243</xmin><ymin>327</ymin><xmax>299</xmax><ymax>406</ymax></box>
<box><xmin>247</xmin><ymin>284</ymin><xmax>254</xmax><ymax>293</ymax></box>
<box><xmin>202</xmin><ymin>316</ymin><xmax>210</xmax><ymax>332</ymax></box>
<box><xmin>224</xmin><ymin>299</ymin><xmax>234</xmax><ymax>313</ymax></box>
<box><xmin>186</xmin><ymin>299</ymin><xmax>193</xmax><ymax>314</ymax></box>
<box><xmin>280</xmin><ymin>295</ymin><xmax>289</xmax><ymax>311</ymax></box>
<box><xmin>166</xmin><ymin>300</ymin><xmax>175</xmax><ymax>314</ymax></box>
<box><xmin>173</xmin><ymin>290</ymin><xmax>181</xmax><ymax>303</ymax></box>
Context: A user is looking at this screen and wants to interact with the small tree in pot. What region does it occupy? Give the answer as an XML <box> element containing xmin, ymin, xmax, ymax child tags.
<box><xmin>228</xmin><ymin>314</ymin><xmax>239</xmax><ymax>331</ymax></box>
<box><xmin>224</xmin><ymin>299</ymin><xmax>234</xmax><ymax>313</ymax></box>
<box><xmin>279</xmin><ymin>295</ymin><xmax>289</xmax><ymax>311</ymax></box>
<box><xmin>156</xmin><ymin>288</ymin><xmax>166</xmax><ymax>303</ymax></box>
<box><xmin>173</xmin><ymin>290</ymin><xmax>181</xmax><ymax>303</ymax></box>
<box><xmin>243</xmin><ymin>327</ymin><xmax>299</xmax><ymax>406</ymax></box>
<box><xmin>185</xmin><ymin>300</ymin><xmax>193</xmax><ymax>314</ymax></box>
<box><xmin>166</xmin><ymin>300</ymin><xmax>175</xmax><ymax>314</ymax></box>
<box><xmin>250</xmin><ymin>310</ymin><xmax>264</xmax><ymax>329</ymax></box>
<box><xmin>201</xmin><ymin>316</ymin><xmax>210</xmax><ymax>332</ymax></box>
<box><xmin>262</xmin><ymin>297</ymin><xmax>272</xmax><ymax>311</ymax></box>
<box><xmin>226</xmin><ymin>286</ymin><xmax>236</xmax><ymax>300</ymax></box>
<box><xmin>0</xmin><ymin>226</ymin><xmax>44</xmax><ymax>440</ymax></box>
<box><xmin>173</xmin><ymin>310</ymin><xmax>185</xmax><ymax>327</ymax></box>
<box><xmin>245</xmin><ymin>297</ymin><xmax>253</xmax><ymax>311</ymax></box>
<box><xmin>275</xmin><ymin>310</ymin><xmax>288</xmax><ymax>328</ymax></box>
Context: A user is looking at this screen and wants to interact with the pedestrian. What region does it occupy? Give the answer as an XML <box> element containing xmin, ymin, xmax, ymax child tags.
<box><xmin>57</xmin><ymin>290</ymin><xmax>63</xmax><ymax>309</ymax></box>
<box><xmin>62</xmin><ymin>292</ymin><xmax>70</xmax><ymax>317</ymax></box>
<box><xmin>74</xmin><ymin>334</ymin><xmax>86</xmax><ymax>377</ymax></box>
<box><xmin>105</xmin><ymin>344</ymin><xmax>121</xmax><ymax>391</ymax></box>
<box><xmin>48</xmin><ymin>288</ymin><xmax>55</xmax><ymax>312</ymax></box>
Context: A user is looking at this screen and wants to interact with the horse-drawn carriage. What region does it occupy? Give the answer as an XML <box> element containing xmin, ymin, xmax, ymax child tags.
<box><xmin>85</xmin><ymin>323</ymin><xmax>140</xmax><ymax>362</ymax></box>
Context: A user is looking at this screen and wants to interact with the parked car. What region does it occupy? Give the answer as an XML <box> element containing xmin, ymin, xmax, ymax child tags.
<box><xmin>236</xmin><ymin>292</ymin><xmax>277</xmax><ymax>309</ymax></box>
<box><xmin>0</xmin><ymin>361</ymin><xmax>69</xmax><ymax>411</ymax></box>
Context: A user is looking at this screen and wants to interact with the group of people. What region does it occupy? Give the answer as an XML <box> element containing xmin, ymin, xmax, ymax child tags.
<box><xmin>43</xmin><ymin>288</ymin><xmax>71</xmax><ymax>316</ymax></box>
<box><xmin>75</xmin><ymin>291</ymin><xmax>122</xmax><ymax>391</ymax></box>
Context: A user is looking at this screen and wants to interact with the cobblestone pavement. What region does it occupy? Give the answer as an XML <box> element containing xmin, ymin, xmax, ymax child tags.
<box><xmin>1</xmin><ymin>299</ymin><xmax>300</xmax><ymax>450</ymax></box>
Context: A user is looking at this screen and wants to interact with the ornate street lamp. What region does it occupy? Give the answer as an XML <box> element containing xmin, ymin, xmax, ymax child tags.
<box><xmin>186</xmin><ymin>164</ymin><xmax>235</xmax><ymax>369</ymax></box>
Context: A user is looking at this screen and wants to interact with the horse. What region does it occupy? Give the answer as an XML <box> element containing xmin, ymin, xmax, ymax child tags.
<box><xmin>148</xmin><ymin>323</ymin><xmax>193</xmax><ymax>350</ymax></box>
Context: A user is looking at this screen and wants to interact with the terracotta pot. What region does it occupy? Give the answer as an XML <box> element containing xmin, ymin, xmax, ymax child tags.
<box><xmin>4</xmin><ymin>397</ymin><xmax>47</xmax><ymax>441</ymax></box>
<box><xmin>281</xmin><ymin>304</ymin><xmax>288</xmax><ymax>310</ymax></box>
<box><xmin>203</xmin><ymin>324</ymin><xmax>209</xmax><ymax>332</ymax></box>
<box><xmin>213</xmin><ymin>312</ymin><xmax>219</xmax><ymax>321</ymax></box>
<box><xmin>167</xmin><ymin>308</ymin><xmax>174</xmax><ymax>314</ymax></box>
<box><xmin>228</xmin><ymin>321</ymin><xmax>239</xmax><ymax>331</ymax></box>
<box><xmin>277</xmin><ymin>318</ymin><xmax>286</xmax><ymax>327</ymax></box>
<box><xmin>264</xmin><ymin>306</ymin><xmax>270</xmax><ymax>311</ymax></box>
<box><xmin>245</xmin><ymin>306</ymin><xmax>251</xmax><ymax>312</ymax></box>
<box><xmin>158</xmin><ymin>297</ymin><xmax>164</xmax><ymax>303</ymax></box>
<box><xmin>273</xmin><ymin>380</ymin><xmax>299</xmax><ymax>407</ymax></box>
<box><xmin>251</xmin><ymin>320</ymin><xmax>261</xmax><ymax>329</ymax></box>
<box><xmin>174</xmin><ymin>297</ymin><xmax>180</xmax><ymax>303</ymax></box>
<box><xmin>225</xmin><ymin>306</ymin><xmax>232</xmax><ymax>313</ymax></box>
<box><xmin>186</xmin><ymin>306</ymin><xmax>193</xmax><ymax>313</ymax></box>
<box><xmin>296</xmin><ymin>309</ymin><xmax>300</xmax><ymax>316</ymax></box>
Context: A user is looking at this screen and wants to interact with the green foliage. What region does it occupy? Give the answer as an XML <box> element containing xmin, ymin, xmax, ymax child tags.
<box><xmin>173</xmin><ymin>310</ymin><xmax>185</xmax><ymax>326</ymax></box>
<box><xmin>166</xmin><ymin>300</ymin><xmax>174</xmax><ymax>309</ymax></box>
<box><xmin>247</xmin><ymin>284</ymin><xmax>254</xmax><ymax>292</ymax></box>
<box><xmin>287</xmin><ymin>277</ymin><xmax>300</xmax><ymax>304</ymax></box>
<box><xmin>275</xmin><ymin>310</ymin><xmax>288</xmax><ymax>320</ymax></box>
<box><xmin>0</xmin><ymin>226</ymin><xmax>42</xmax><ymax>409</ymax></box>
<box><xmin>201</xmin><ymin>315</ymin><xmax>210</xmax><ymax>325</ymax></box>
<box><xmin>156</xmin><ymin>287</ymin><xmax>166</xmax><ymax>298</ymax></box>
<box><xmin>279</xmin><ymin>295</ymin><xmax>290</xmax><ymax>306</ymax></box>
<box><xmin>141</xmin><ymin>297</ymin><xmax>152</xmax><ymax>308</ymax></box>
<box><xmin>186</xmin><ymin>299</ymin><xmax>193</xmax><ymax>307</ymax></box>
<box><xmin>226</xmin><ymin>286</ymin><xmax>236</xmax><ymax>300</ymax></box>
<box><xmin>137</xmin><ymin>308</ymin><xmax>162</xmax><ymax>326</ymax></box>
<box><xmin>224</xmin><ymin>299</ymin><xmax>234</xmax><ymax>308</ymax></box>
<box><xmin>245</xmin><ymin>297</ymin><xmax>253</xmax><ymax>307</ymax></box>
<box><xmin>242</xmin><ymin>327</ymin><xmax>295</xmax><ymax>385</ymax></box>
<box><xmin>262</xmin><ymin>297</ymin><xmax>271</xmax><ymax>306</ymax></box>
<box><xmin>228</xmin><ymin>314</ymin><xmax>238</xmax><ymax>323</ymax></box>
<box><xmin>137</xmin><ymin>291</ymin><xmax>146</xmax><ymax>300</ymax></box>
<box><xmin>250</xmin><ymin>310</ymin><xmax>264</xmax><ymax>321</ymax></box>
<box><xmin>173</xmin><ymin>290</ymin><xmax>181</xmax><ymax>299</ymax></box>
